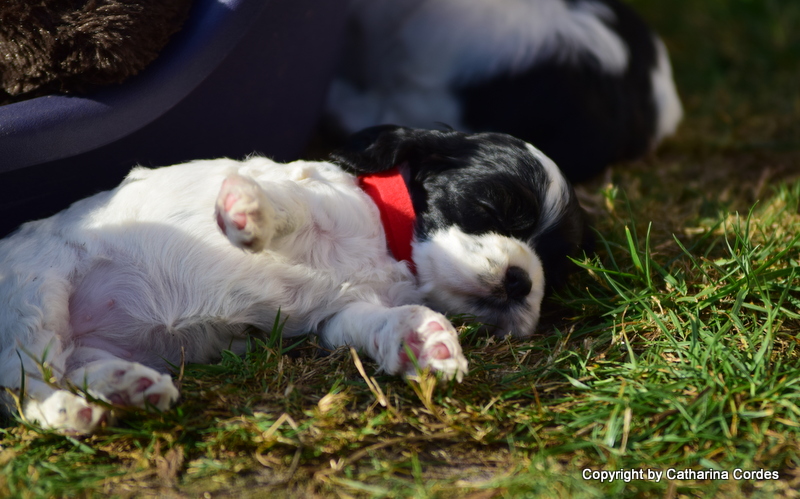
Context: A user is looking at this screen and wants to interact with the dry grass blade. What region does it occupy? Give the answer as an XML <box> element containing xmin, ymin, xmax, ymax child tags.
<box><xmin>349</xmin><ymin>347</ymin><xmax>393</xmax><ymax>411</ymax></box>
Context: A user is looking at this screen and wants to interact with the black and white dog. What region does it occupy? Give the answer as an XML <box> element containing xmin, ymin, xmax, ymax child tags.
<box><xmin>0</xmin><ymin>126</ymin><xmax>589</xmax><ymax>434</ymax></box>
<box><xmin>326</xmin><ymin>0</ymin><xmax>683</xmax><ymax>182</ymax></box>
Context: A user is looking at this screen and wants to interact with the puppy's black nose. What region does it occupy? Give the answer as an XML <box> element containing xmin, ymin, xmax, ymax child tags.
<box><xmin>504</xmin><ymin>266</ymin><xmax>532</xmax><ymax>300</ymax></box>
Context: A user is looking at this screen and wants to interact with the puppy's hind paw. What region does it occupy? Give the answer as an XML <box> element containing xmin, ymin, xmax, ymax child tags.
<box><xmin>89</xmin><ymin>361</ymin><xmax>179</xmax><ymax>411</ymax></box>
<box><xmin>23</xmin><ymin>390</ymin><xmax>112</xmax><ymax>435</ymax></box>
<box><xmin>215</xmin><ymin>173</ymin><xmax>274</xmax><ymax>251</ymax></box>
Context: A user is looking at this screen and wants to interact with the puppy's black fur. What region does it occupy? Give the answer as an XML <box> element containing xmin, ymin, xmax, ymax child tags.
<box><xmin>332</xmin><ymin>125</ymin><xmax>593</xmax><ymax>292</ymax></box>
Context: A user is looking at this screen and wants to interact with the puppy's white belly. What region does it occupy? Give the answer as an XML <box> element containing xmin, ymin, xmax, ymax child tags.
<box><xmin>65</xmin><ymin>254</ymin><xmax>254</xmax><ymax>368</ymax></box>
<box><xmin>62</xmin><ymin>242</ymin><xmax>354</xmax><ymax>369</ymax></box>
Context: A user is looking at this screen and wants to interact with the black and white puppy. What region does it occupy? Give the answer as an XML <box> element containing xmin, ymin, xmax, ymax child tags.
<box><xmin>327</xmin><ymin>0</ymin><xmax>683</xmax><ymax>182</ymax></box>
<box><xmin>0</xmin><ymin>126</ymin><xmax>589</xmax><ymax>434</ymax></box>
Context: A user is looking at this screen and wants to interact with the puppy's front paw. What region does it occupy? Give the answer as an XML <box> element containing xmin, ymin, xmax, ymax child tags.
<box><xmin>24</xmin><ymin>390</ymin><xmax>111</xmax><ymax>435</ymax></box>
<box><xmin>399</xmin><ymin>307</ymin><xmax>468</xmax><ymax>382</ymax></box>
<box><xmin>215</xmin><ymin>173</ymin><xmax>274</xmax><ymax>251</ymax></box>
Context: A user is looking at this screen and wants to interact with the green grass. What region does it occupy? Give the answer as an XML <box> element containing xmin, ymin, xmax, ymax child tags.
<box><xmin>2</xmin><ymin>0</ymin><xmax>800</xmax><ymax>497</ymax></box>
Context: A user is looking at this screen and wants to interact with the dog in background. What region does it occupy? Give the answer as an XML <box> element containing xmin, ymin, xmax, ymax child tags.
<box><xmin>326</xmin><ymin>0</ymin><xmax>683</xmax><ymax>182</ymax></box>
<box><xmin>0</xmin><ymin>126</ymin><xmax>590</xmax><ymax>434</ymax></box>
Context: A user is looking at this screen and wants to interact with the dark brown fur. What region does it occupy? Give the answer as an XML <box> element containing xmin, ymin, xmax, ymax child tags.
<box><xmin>0</xmin><ymin>0</ymin><xmax>193</xmax><ymax>105</ymax></box>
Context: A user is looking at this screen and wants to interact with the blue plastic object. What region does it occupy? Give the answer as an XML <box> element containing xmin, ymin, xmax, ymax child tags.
<box><xmin>0</xmin><ymin>0</ymin><xmax>347</xmax><ymax>236</ymax></box>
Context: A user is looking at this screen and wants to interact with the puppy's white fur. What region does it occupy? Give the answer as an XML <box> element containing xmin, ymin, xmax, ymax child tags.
<box><xmin>0</xmin><ymin>157</ymin><xmax>469</xmax><ymax>433</ymax></box>
<box><xmin>415</xmin><ymin>228</ymin><xmax>545</xmax><ymax>334</ymax></box>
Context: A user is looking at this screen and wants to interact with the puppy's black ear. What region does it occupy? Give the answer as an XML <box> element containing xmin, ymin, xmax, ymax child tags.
<box><xmin>330</xmin><ymin>125</ymin><xmax>418</xmax><ymax>173</ymax></box>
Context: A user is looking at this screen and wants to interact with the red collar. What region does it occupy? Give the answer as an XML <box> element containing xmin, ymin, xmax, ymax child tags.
<box><xmin>358</xmin><ymin>167</ymin><xmax>417</xmax><ymax>273</ymax></box>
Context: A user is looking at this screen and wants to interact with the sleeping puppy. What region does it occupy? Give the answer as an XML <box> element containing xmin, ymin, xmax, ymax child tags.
<box><xmin>0</xmin><ymin>126</ymin><xmax>590</xmax><ymax>434</ymax></box>
<box><xmin>327</xmin><ymin>0</ymin><xmax>683</xmax><ymax>182</ymax></box>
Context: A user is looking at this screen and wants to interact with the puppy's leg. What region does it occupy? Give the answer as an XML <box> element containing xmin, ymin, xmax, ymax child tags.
<box><xmin>214</xmin><ymin>173</ymin><xmax>307</xmax><ymax>252</ymax></box>
<box><xmin>322</xmin><ymin>303</ymin><xmax>468</xmax><ymax>382</ymax></box>
<box><xmin>2</xmin><ymin>342</ymin><xmax>178</xmax><ymax>434</ymax></box>
<box><xmin>66</xmin><ymin>348</ymin><xmax>178</xmax><ymax>411</ymax></box>
<box><xmin>0</xmin><ymin>332</ymin><xmax>110</xmax><ymax>434</ymax></box>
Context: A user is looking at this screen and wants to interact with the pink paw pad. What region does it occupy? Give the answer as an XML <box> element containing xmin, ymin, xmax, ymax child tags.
<box><xmin>107</xmin><ymin>377</ymin><xmax>157</xmax><ymax>406</ymax></box>
<box><xmin>222</xmin><ymin>192</ymin><xmax>247</xmax><ymax>230</ymax></box>
<box><xmin>399</xmin><ymin>320</ymin><xmax>454</xmax><ymax>366</ymax></box>
<box><xmin>430</xmin><ymin>343</ymin><xmax>451</xmax><ymax>360</ymax></box>
<box><xmin>426</xmin><ymin>321</ymin><xmax>445</xmax><ymax>332</ymax></box>
<box><xmin>77</xmin><ymin>407</ymin><xmax>94</xmax><ymax>425</ymax></box>
<box><xmin>399</xmin><ymin>334</ymin><xmax>423</xmax><ymax>364</ymax></box>
<box><xmin>135</xmin><ymin>377</ymin><xmax>153</xmax><ymax>393</ymax></box>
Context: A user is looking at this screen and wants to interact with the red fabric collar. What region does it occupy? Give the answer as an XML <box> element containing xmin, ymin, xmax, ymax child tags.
<box><xmin>358</xmin><ymin>167</ymin><xmax>417</xmax><ymax>273</ymax></box>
